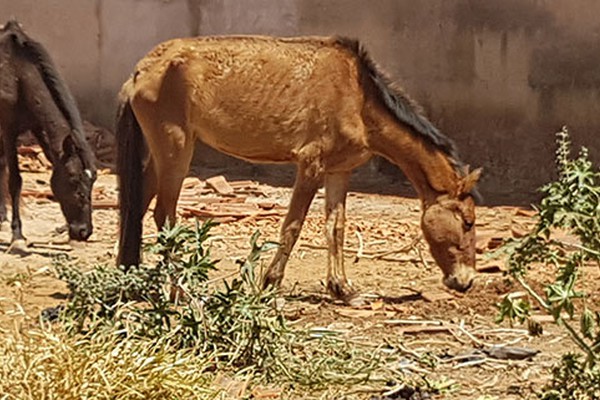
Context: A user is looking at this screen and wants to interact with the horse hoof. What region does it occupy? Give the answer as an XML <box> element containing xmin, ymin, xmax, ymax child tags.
<box><xmin>7</xmin><ymin>239</ymin><xmax>29</xmax><ymax>256</ymax></box>
<box><xmin>346</xmin><ymin>294</ymin><xmax>366</xmax><ymax>308</ymax></box>
<box><xmin>327</xmin><ymin>279</ymin><xmax>362</xmax><ymax>306</ymax></box>
<box><xmin>262</xmin><ymin>273</ymin><xmax>283</xmax><ymax>291</ymax></box>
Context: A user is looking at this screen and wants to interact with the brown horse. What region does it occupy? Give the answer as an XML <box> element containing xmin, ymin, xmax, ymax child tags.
<box><xmin>116</xmin><ymin>35</ymin><xmax>481</xmax><ymax>303</ymax></box>
<box><xmin>0</xmin><ymin>20</ymin><xmax>96</xmax><ymax>247</ymax></box>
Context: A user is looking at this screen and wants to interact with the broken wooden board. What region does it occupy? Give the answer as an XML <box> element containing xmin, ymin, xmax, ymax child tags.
<box><xmin>206</xmin><ymin>175</ymin><xmax>234</xmax><ymax>195</ymax></box>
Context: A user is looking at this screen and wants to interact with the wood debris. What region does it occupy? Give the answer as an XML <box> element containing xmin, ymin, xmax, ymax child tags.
<box><xmin>16</xmin><ymin>173</ymin><xmax>288</xmax><ymax>225</ymax></box>
<box><xmin>515</xmin><ymin>208</ymin><xmax>537</xmax><ymax>218</ymax></box>
<box><xmin>21</xmin><ymin>188</ymin><xmax>53</xmax><ymax>199</ymax></box>
<box><xmin>179</xmin><ymin>176</ymin><xmax>287</xmax><ymax>223</ymax></box>
<box><xmin>206</xmin><ymin>175</ymin><xmax>234</xmax><ymax>195</ymax></box>
<box><xmin>17</xmin><ymin>145</ymin><xmax>52</xmax><ymax>173</ymax></box>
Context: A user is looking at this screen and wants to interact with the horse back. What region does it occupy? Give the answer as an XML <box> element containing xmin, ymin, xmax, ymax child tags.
<box><xmin>128</xmin><ymin>36</ymin><xmax>371</xmax><ymax>166</ymax></box>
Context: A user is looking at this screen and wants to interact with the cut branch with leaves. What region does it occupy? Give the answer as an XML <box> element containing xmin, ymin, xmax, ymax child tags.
<box><xmin>494</xmin><ymin>127</ymin><xmax>600</xmax><ymax>398</ymax></box>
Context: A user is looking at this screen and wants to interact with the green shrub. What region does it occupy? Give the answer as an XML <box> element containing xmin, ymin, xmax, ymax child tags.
<box><xmin>51</xmin><ymin>221</ymin><xmax>404</xmax><ymax>397</ymax></box>
<box><xmin>496</xmin><ymin>127</ymin><xmax>600</xmax><ymax>398</ymax></box>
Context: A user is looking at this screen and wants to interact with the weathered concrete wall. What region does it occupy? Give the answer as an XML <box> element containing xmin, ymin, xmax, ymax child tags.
<box><xmin>1</xmin><ymin>0</ymin><xmax>599</xmax><ymax>204</ymax></box>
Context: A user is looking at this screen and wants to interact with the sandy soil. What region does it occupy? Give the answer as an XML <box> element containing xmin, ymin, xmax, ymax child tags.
<box><xmin>0</xmin><ymin>170</ymin><xmax>597</xmax><ymax>399</ymax></box>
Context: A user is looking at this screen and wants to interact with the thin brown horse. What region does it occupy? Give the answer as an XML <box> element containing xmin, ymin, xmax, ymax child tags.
<box><xmin>0</xmin><ymin>20</ymin><xmax>96</xmax><ymax>248</ymax></box>
<box><xmin>116</xmin><ymin>35</ymin><xmax>482</xmax><ymax>303</ymax></box>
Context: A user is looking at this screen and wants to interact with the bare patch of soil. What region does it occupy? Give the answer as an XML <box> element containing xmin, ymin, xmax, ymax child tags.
<box><xmin>0</xmin><ymin>170</ymin><xmax>595</xmax><ymax>399</ymax></box>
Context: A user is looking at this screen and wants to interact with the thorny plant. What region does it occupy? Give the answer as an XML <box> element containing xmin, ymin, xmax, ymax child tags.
<box><xmin>495</xmin><ymin>127</ymin><xmax>600</xmax><ymax>398</ymax></box>
<box><xmin>54</xmin><ymin>221</ymin><xmax>405</xmax><ymax>394</ymax></box>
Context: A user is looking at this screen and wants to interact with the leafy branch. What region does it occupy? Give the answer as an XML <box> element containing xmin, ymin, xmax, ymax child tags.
<box><xmin>495</xmin><ymin>127</ymin><xmax>600</xmax><ymax>397</ymax></box>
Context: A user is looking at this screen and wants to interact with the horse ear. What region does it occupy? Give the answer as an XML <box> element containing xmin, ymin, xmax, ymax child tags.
<box><xmin>461</xmin><ymin>167</ymin><xmax>482</xmax><ymax>194</ymax></box>
<box><xmin>9</xmin><ymin>32</ymin><xmax>25</xmax><ymax>47</ymax></box>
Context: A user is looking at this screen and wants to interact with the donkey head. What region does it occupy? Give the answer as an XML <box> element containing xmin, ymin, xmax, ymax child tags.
<box><xmin>50</xmin><ymin>136</ymin><xmax>96</xmax><ymax>241</ymax></box>
<box><xmin>421</xmin><ymin>168</ymin><xmax>482</xmax><ymax>292</ymax></box>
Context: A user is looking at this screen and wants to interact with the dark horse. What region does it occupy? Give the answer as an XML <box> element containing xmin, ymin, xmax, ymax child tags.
<box><xmin>0</xmin><ymin>20</ymin><xmax>96</xmax><ymax>246</ymax></box>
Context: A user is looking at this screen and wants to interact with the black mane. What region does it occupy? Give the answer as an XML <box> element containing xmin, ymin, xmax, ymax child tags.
<box><xmin>336</xmin><ymin>37</ymin><xmax>463</xmax><ymax>172</ymax></box>
<box><xmin>3</xmin><ymin>20</ymin><xmax>94</xmax><ymax>168</ymax></box>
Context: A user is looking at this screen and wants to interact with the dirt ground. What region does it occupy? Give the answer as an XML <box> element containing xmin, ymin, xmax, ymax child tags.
<box><xmin>0</xmin><ymin>168</ymin><xmax>597</xmax><ymax>399</ymax></box>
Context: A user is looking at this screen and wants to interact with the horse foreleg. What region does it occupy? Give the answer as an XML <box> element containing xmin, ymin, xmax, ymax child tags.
<box><xmin>263</xmin><ymin>165</ymin><xmax>320</xmax><ymax>290</ymax></box>
<box><xmin>324</xmin><ymin>172</ymin><xmax>358</xmax><ymax>303</ymax></box>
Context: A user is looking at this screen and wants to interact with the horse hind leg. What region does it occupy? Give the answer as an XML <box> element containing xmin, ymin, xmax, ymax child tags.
<box><xmin>0</xmin><ymin>140</ymin><xmax>8</xmax><ymax>231</ymax></box>
<box><xmin>324</xmin><ymin>172</ymin><xmax>360</xmax><ymax>304</ymax></box>
<box><xmin>263</xmin><ymin>163</ymin><xmax>321</xmax><ymax>290</ymax></box>
<box><xmin>150</xmin><ymin>123</ymin><xmax>194</xmax><ymax>230</ymax></box>
<box><xmin>142</xmin><ymin>156</ymin><xmax>158</xmax><ymax>214</ymax></box>
<box><xmin>1</xmin><ymin>124</ymin><xmax>27</xmax><ymax>253</ymax></box>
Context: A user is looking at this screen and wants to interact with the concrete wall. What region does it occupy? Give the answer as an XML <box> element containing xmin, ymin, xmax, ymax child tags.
<box><xmin>1</xmin><ymin>0</ymin><xmax>599</xmax><ymax>204</ymax></box>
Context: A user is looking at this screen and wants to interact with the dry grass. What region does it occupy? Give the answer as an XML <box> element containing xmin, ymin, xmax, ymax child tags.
<box><xmin>0</xmin><ymin>322</ymin><xmax>227</xmax><ymax>400</ymax></box>
<box><xmin>0</xmin><ymin>318</ymin><xmax>405</xmax><ymax>400</ymax></box>
<box><xmin>0</xmin><ymin>224</ymin><xmax>435</xmax><ymax>400</ymax></box>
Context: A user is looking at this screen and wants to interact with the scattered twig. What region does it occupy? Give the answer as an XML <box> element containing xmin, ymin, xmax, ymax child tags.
<box><xmin>353</xmin><ymin>231</ymin><xmax>364</xmax><ymax>263</ymax></box>
<box><xmin>370</xmin><ymin>236</ymin><xmax>421</xmax><ymax>260</ymax></box>
<box><xmin>452</xmin><ymin>358</ymin><xmax>487</xmax><ymax>369</ymax></box>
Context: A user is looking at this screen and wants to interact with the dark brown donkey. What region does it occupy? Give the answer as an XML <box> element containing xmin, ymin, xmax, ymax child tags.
<box><xmin>116</xmin><ymin>35</ymin><xmax>481</xmax><ymax>304</ymax></box>
<box><xmin>0</xmin><ymin>20</ymin><xmax>96</xmax><ymax>248</ymax></box>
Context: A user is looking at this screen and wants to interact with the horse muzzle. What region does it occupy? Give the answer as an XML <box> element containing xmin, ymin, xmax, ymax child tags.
<box><xmin>443</xmin><ymin>266</ymin><xmax>475</xmax><ymax>292</ymax></box>
<box><xmin>69</xmin><ymin>223</ymin><xmax>92</xmax><ymax>241</ymax></box>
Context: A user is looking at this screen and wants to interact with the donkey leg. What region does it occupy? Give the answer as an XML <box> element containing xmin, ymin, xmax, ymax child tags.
<box><xmin>142</xmin><ymin>157</ymin><xmax>158</xmax><ymax>213</ymax></box>
<box><xmin>2</xmin><ymin>130</ymin><xmax>25</xmax><ymax>246</ymax></box>
<box><xmin>151</xmin><ymin>125</ymin><xmax>194</xmax><ymax>230</ymax></box>
<box><xmin>324</xmin><ymin>172</ymin><xmax>359</xmax><ymax>303</ymax></box>
<box><xmin>0</xmin><ymin>140</ymin><xmax>8</xmax><ymax>228</ymax></box>
<box><xmin>263</xmin><ymin>165</ymin><xmax>320</xmax><ymax>290</ymax></box>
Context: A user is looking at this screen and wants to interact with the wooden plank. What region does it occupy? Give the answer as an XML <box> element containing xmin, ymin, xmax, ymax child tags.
<box><xmin>206</xmin><ymin>175</ymin><xmax>234</xmax><ymax>195</ymax></box>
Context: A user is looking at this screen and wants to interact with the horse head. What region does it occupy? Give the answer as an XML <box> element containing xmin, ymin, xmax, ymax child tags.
<box><xmin>421</xmin><ymin>167</ymin><xmax>482</xmax><ymax>292</ymax></box>
<box><xmin>50</xmin><ymin>135</ymin><xmax>96</xmax><ymax>241</ymax></box>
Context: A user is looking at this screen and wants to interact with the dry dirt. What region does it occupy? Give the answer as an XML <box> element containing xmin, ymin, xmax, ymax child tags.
<box><xmin>0</xmin><ymin>169</ymin><xmax>598</xmax><ymax>399</ymax></box>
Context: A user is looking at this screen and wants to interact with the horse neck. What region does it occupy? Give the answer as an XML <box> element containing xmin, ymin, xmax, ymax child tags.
<box><xmin>29</xmin><ymin>116</ymin><xmax>72</xmax><ymax>165</ymax></box>
<box><xmin>364</xmin><ymin>103</ymin><xmax>460</xmax><ymax>207</ymax></box>
<box><xmin>20</xmin><ymin>79</ymin><xmax>77</xmax><ymax>165</ymax></box>
<box><xmin>18</xmin><ymin>54</ymin><xmax>88</xmax><ymax>168</ymax></box>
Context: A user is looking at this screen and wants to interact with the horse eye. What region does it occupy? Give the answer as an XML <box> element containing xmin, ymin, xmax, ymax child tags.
<box><xmin>463</xmin><ymin>220</ymin><xmax>474</xmax><ymax>230</ymax></box>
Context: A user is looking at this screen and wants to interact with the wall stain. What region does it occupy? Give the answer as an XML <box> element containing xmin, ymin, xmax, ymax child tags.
<box><xmin>187</xmin><ymin>0</ymin><xmax>203</xmax><ymax>36</ymax></box>
<box><xmin>529</xmin><ymin>36</ymin><xmax>600</xmax><ymax>90</ymax></box>
<box><xmin>452</xmin><ymin>0</ymin><xmax>555</xmax><ymax>34</ymax></box>
<box><xmin>500</xmin><ymin>31</ymin><xmax>508</xmax><ymax>69</ymax></box>
<box><xmin>446</xmin><ymin>30</ymin><xmax>476</xmax><ymax>84</ymax></box>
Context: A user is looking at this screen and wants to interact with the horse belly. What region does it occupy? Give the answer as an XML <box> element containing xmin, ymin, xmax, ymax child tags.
<box><xmin>194</xmin><ymin>123</ymin><xmax>301</xmax><ymax>164</ymax></box>
<box><xmin>188</xmin><ymin>97</ymin><xmax>314</xmax><ymax>164</ymax></box>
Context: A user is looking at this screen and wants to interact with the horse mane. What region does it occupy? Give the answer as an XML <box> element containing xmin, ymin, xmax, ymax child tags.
<box><xmin>4</xmin><ymin>20</ymin><xmax>94</xmax><ymax>168</ymax></box>
<box><xmin>335</xmin><ymin>37</ymin><xmax>464</xmax><ymax>173</ymax></box>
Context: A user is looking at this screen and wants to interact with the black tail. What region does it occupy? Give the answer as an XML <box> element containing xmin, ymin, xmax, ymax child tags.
<box><xmin>116</xmin><ymin>97</ymin><xmax>145</xmax><ymax>270</ymax></box>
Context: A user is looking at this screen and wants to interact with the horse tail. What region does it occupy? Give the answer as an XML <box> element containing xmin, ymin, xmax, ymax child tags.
<box><xmin>116</xmin><ymin>85</ymin><xmax>145</xmax><ymax>270</ymax></box>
